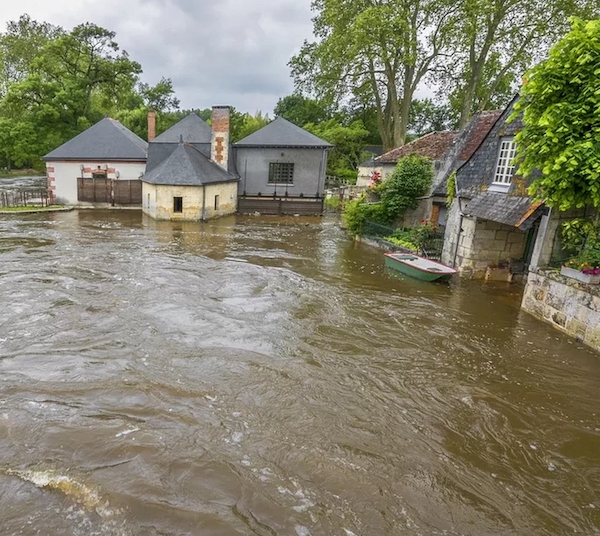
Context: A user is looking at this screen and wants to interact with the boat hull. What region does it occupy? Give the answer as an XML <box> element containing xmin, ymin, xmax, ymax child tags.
<box><xmin>384</xmin><ymin>253</ymin><xmax>456</xmax><ymax>281</ymax></box>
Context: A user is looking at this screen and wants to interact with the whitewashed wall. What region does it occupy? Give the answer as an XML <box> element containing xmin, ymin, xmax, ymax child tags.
<box><xmin>46</xmin><ymin>161</ymin><xmax>146</xmax><ymax>204</ymax></box>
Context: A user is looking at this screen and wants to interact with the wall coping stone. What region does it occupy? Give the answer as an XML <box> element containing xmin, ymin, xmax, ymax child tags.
<box><xmin>530</xmin><ymin>267</ymin><xmax>600</xmax><ymax>298</ymax></box>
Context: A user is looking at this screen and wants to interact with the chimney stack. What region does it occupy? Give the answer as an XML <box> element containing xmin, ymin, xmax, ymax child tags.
<box><xmin>147</xmin><ymin>110</ymin><xmax>156</xmax><ymax>142</ymax></box>
<box><xmin>211</xmin><ymin>106</ymin><xmax>230</xmax><ymax>170</ymax></box>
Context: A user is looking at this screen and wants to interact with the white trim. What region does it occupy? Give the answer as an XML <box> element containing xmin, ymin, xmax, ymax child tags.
<box><xmin>488</xmin><ymin>183</ymin><xmax>511</xmax><ymax>193</ymax></box>
<box><xmin>493</xmin><ymin>138</ymin><xmax>516</xmax><ymax>185</ymax></box>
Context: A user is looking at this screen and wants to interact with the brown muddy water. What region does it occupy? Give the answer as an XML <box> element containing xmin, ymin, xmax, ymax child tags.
<box><xmin>0</xmin><ymin>210</ymin><xmax>599</xmax><ymax>536</ymax></box>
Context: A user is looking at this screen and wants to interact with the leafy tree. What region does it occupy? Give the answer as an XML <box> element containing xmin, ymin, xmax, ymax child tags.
<box><xmin>513</xmin><ymin>18</ymin><xmax>600</xmax><ymax>211</ymax></box>
<box><xmin>274</xmin><ymin>94</ymin><xmax>331</xmax><ymax>126</ymax></box>
<box><xmin>0</xmin><ymin>17</ymin><xmax>179</xmax><ymax>163</ymax></box>
<box><xmin>289</xmin><ymin>0</ymin><xmax>459</xmax><ymax>150</ymax></box>
<box><xmin>0</xmin><ymin>14</ymin><xmax>62</xmax><ymax>95</ymax></box>
<box><xmin>304</xmin><ymin>119</ymin><xmax>370</xmax><ymax>183</ymax></box>
<box><xmin>445</xmin><ymin>0</ymin><xmax>598</xmax><ymax>128</ymax></box>
<box><xmin>408</xmin><ymin>99</ymin><xmax>457</xmax><ymax>137</ymax></box>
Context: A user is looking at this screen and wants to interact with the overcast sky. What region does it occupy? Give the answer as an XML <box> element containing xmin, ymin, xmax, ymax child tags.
<box><xmin>0</xmin><ymin>0</ymin><xmax>315</xmax><ymax>114</ymax></box>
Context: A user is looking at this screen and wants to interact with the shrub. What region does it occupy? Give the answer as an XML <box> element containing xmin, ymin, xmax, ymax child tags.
<box><xmin>378</xmin><ymin>155</ymin><xmax>434</xmax><ymax>219</ymax></box>
<box><xmin>342</xmin><ymin>197</ymin><xmax>391</xmax><ymax>235</ymax></box>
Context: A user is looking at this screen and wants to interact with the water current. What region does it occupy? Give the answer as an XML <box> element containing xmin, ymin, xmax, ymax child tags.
<box><xmin>0</xmin><ymin>209</ymin><xmax>599</xmax><ymax>535</ymax></box>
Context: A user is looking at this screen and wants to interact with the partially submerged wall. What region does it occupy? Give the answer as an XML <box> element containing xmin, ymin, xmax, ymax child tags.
<box><xmin>522</xmin><ymin>268</ymin><xmax>600</xmax><ymax>352</ymax></box>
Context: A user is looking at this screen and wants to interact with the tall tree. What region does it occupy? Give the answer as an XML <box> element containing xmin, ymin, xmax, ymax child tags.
<box><xmin>290</xmin><ymin>0</ymin><xmax>459</xmax><ymax>150</ymax></box>
<box><xmin>274</xmin><ymin>94</ymin><xmax>331</xmax><ymax>126</ymax></box>
<box><xmin>447</xmin><ymin>0</ymin><xmax>599</xmax><ymax>128</ymax></box>
<box><xmin>0</xmin><ymin>14</ymin><xmax>62</xmax><ymax>95</ymax></box>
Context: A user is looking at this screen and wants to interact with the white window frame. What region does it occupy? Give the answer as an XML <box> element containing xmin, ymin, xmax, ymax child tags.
<box><xmin>492</xmin><ymin>138</ymin><xmax>517</xmax><ymax>188</ymax></box>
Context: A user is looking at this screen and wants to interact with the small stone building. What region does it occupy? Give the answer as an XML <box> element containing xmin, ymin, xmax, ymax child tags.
<box><xmin>234</xmin><ymin>117</ymin><xmax>332</xmax><ymax>215</ymax></box>
<box><xmin>43</xmin><ymin>118</ymin><xmax>148</xmax><ymax>205</ymax></box>
<box><xmin>141</xmin><ymin>107</ymin><xmax>238</xmax><ymax>221</ymax></box>
<box><xmin>441</xmin><ymin>97</ymin><xmax>545</xmax><ymax>279</ymax></box>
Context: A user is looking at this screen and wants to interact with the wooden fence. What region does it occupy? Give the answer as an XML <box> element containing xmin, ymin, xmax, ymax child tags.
<box><xmin>0</xmin><ymin>189</ymin><xmax>53</xmax><ymax>208</ymax></box>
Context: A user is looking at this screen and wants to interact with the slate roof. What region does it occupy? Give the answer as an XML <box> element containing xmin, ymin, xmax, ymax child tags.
<box><xmin>465</xmin><ymin>192</ymin><xmax>543</xmax><ymax>230</ymax></box>
<box><xmin>432</xmin><ymin>110</ymin><xmax>503</xmax><ymax>196</ymax></box>
<box><xmin>152</xmin><ymin>113</ymin><xmax>212</xmax><ymax>143</ymax></box>
<box><xmin>142</xmin><ymin>143</ymin><xmax>238</xmax><ymax>186</ymax></box>
<box><xmin>454</xmin><ymin>95</ymin><xmax>545</xmax><ymax>228</ymax></box>
<box><xmin>375</xmin><ymin>131</ymin><xmax>458</xmax><ymax>164</ymax></box>
<box><xmin>146</xmin><ymin>142</ymin><xmax>210</xmax><ymax>172</ymax></box>
<box><xmin>43</xmin><ymin>118</ymin><xmax>147</xmax><ymax>161</ymax></box>
<box><xmin>456</xmin><ymin>96</ymin><xmax>525</xmax><ymax>199</ymax></box>
<box><xmin>234</xmin><ymin>117</ymin><xmax>332</xmax><ymax>148</ymax></box>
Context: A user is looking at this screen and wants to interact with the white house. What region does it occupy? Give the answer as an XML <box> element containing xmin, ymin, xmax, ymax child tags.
<box><xmin>42</xmin><ymin>118</ymin><xmax>148</xmax><ymax>206</ymax></box>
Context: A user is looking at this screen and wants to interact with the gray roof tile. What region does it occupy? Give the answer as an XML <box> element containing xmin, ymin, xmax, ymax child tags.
<box><xmin>142</xmin><ymin>143</ymin><xmax>238</xmax><ymax>186</ymax></box>
<box><xmin>153</xmin><ymin>113</ymin><xmax>212</xmax><ymax>143</ymax></box>
<box><xmin>466</xmin><ymin>191</ymin><xmax>543</xmax><ymax>230</ymax></box>
<box><xmin>43</xmin><ymin>118</ymin><xmax>147</xmax><ymax>161</ymax></box>
<box><xmin>234</xmin><ymin>117</ymin><xmax>332</xmax><ymax>148</ymax></box>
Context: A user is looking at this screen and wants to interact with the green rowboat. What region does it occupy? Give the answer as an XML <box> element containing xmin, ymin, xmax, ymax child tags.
<box><xmin>384</xmin><ymin>252</ymin><xmax>457</xmax><ymax>282</ymax></box>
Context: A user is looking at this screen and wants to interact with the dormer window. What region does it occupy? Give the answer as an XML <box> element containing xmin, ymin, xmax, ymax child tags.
<box><xmin>493</xmin><ymin>138</ymin><xmax>516</xmax><ymax>186</ymax></box>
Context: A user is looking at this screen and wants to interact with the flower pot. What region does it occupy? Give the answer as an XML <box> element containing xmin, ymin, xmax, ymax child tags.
<box><xmin>560</xmin><ymin>265</ymin><xmax>600</xmax><ymax>284</ymax></box>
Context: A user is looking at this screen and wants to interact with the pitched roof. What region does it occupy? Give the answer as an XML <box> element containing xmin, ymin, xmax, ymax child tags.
<box><xmin>432</xmin><ymin>110</ymin><xmax>503</xmax><ymax>196</ymax></box>
<box><xmin>465</xmin><ymin>192</ymin><xmax>543</xmax><ymax>230</ymax></box>
<box><xmin>234</xmin><ymin>117</ymin><xmax>332</xmax><ymax>148</ymax></box>
<box><xmin>375</xmin><ymin>131</ymin><xmax>458</xmax><ymax>164</ymax></box>
<box><xmin>43</xmin><ymin>118</ymin><xmax>147</xmax><ymax>161</ymax></box>
<box><xmin>142</xmin><ymin>143</ymin><xmax>237</xmax><ymax>186</ymax></box>
<box><xmin>153</xmin><ymin>113</ymin><xmax>212</xmax><ymax>144</ymax></box>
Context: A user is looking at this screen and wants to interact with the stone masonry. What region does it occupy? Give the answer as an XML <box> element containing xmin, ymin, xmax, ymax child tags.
<box><xmin>522</xmin><ymin>268</ymin><xmax>600</xmax><ymax>352</ymax></box>
<box><xmin>442</xmin><ymin>204</ymin><xmax>526</xmax><ymax>278</ymax></box>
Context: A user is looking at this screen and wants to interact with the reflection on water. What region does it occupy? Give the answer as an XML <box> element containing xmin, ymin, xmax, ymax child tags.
<box><xmin>0</xmin><ymin>209</ymin><xmax>599</xmax><ymax>535</ymax></box>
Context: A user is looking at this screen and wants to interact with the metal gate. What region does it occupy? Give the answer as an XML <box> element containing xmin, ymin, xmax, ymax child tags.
<box><xmin>77</xmin><ymin>178</ymin><xmax>142</xmax><ymax>206</ymax></box>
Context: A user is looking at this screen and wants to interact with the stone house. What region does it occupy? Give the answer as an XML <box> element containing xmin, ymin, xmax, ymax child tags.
<box><xmin>43</xmin><ymin>118</ymin><xmax>148</xmax><ymax>205</ymax></box>
<box><xmin>234</xmin><ymin>117</ymin><xmax>332</xmax><ymax>215</ymax></box>
<box><xmin>357</xmin><ymin>131</ymin><xmax>457</xmax><ymax>227</ymax></box>
<box><xmin>141</xmin><ymin>107</ymin><xmax>238</xmax><ymax>220</ymax></box>
<box><xmin>441</xmin><ymin>97</ymin><xmax>546</xmax><ymax>279</ymax></box>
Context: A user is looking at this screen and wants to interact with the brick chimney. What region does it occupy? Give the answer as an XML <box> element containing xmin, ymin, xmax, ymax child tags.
<box><xmin>147</xmin><ymin>110</ymin><xmax>156</xmax><ymax>142</ymax></box>
<box><xmin>211</xmin><ymin>106</ymin><xmax>230</xmax><ymax>170</ymax></box>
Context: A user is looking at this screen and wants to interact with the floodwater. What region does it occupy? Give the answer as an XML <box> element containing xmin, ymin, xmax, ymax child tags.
<box><xmin>0</xmin><ymin>210</ymin><xmax>599</xmax><ymax>536</ymax></box>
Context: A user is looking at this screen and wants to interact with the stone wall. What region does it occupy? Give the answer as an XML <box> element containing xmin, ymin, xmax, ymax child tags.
<box><xmin>442</xmin><ymin>206</ymin><xmax>526</xmax><ymax>277</ymax></box>
<box><xmin>522</xmin><ymin>268</ymin><xmax>600</xmax><ymax>352</ymax></box>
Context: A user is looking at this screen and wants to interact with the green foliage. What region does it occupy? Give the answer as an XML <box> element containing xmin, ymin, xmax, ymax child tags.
<box><xmin>342</xmin><ymin>156</ymin><xmax>434</xmax><ymax>235</ymax></box>
<box><xmin>379</xmin><ymin>155</ymin><xmax>434</xmax><ymax>218</ymax></box>
<box><xmin>442</xmin><ymin>0</ymin><xmax>598</xmax><ymax>128</ymax></box>
<box><xmin>561</xmin><ymin>218</ymin><xmax>597</xmax><ymax>254</ymax></box>
<box><xmin>229</xmin><ymin>109</ymin><xmax>270</xmax><ymax>143</ymax></box>
<box><xmin>408</xmin><ymin>99</ymin><xmax>457</xmax><ymax>136</ymax></box>
<box><xmin>0</xmin><ymin>16</ymin><xmax>179</xmax><ymax>168</ymax></box>
<box><xmin>289</xmin><ymin>0</ymin><xmax>459</xmax><ymax>150</ymax></box>
<box><xmin>274</xmin><ymin>94</ymin><xmax>331</xmax><ymax>126</ymax></box>
<box><xmin>446</xmin><ymin>172</ymin><xmax>456</xmax><ymax>208</ymax></box>
<box><xmin>342</xmin><ymin>197</ymin><xmax>392</xmax><ymax>235</ymax></box>
<box><xmin>384</xmin><ymin>236</ymin><xmax>419</xmax><ymax>252</ymax></box>
<box><xmin>304</xmin><ymin>119</ymin><xmax>370</xmax><ymax>183</ymax></box>
<box><xmin>514</xmin><ymin>19</ymin><xmax>600</xmax><ymax>211</ymax></box>
<box><xmin>384</xmin><ymin>221</ymin><xmax>440</xmax><ymax>252</ymax></box>
<box><xmin>324</xmin><ymin>196</ymin><xmax>341</xmax><ymax>209</ymax></box>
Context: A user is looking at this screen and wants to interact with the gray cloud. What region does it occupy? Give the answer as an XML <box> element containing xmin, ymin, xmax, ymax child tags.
<box><xmin>1</xmin><ymin>0</ymin><xmax>314</xmax><ymax>113</ymax></box>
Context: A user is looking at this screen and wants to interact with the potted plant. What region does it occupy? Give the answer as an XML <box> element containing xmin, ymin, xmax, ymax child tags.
<box><xmin>561</xmin><ymin>250</ymin><xmax>600</xmax><ymax>284</ymax></box>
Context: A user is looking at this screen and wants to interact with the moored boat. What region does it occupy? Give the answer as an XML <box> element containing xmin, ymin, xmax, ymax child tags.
<box><xmin>384</xmin><ymin>252</ymin><xmax>457</xmax><ymax>281</ymax></box>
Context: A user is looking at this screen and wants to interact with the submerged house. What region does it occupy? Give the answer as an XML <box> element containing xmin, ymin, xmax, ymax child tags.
<box><xmin>43</xmin><ymin>118</ymin><xmax>147</xmax><ymax>205</ymax></box>
<box><xmin>141</xmin><ymin>107</ymin><xmax>238</xmax><ymax>220</ymax></box>
<box><xmin>441</xmin><ymin>97</ymin><xmax>545</xmax><ymax>279</ymax></box>
<box><xmin>234</xmin><ymin>117</ymin><xmax>332</xmax><ymax>215</ymax></box>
